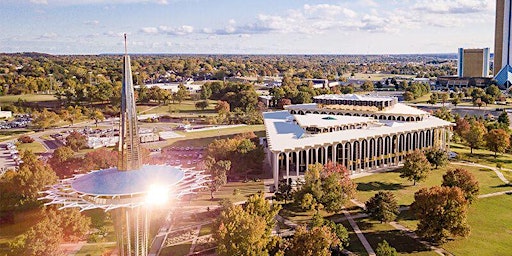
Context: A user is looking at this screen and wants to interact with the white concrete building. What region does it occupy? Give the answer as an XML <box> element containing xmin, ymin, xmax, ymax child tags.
<box><xmin>263</xmin><ymin>94</ymin><xmax>454</xmax><ymax>189</ymax></box>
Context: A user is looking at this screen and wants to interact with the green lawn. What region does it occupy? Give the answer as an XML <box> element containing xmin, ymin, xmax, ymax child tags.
<box><xmin>186</xmin><ymin>181</ymin><xmax>265</xmax><ymax>207</ymax></box>
<box><xmin>353</xmin><ymin>164</ymin><xmax>510</xmax><ymax>206</ymax></box>
<box><xmin>0</xmin><ymin>94</ymin><xmax>57</xmax><ymax>104</ymax></box>
<box><xmin>16</xmin><ymin>141</ymin><xmax>46</xmax><ymax>154</ymax></box>
<box><xmin>406</xmin><ymin>93</ymin><xmax>432</xmax><ymax>104</ymax></box>
<box><xmin>198</xmin><ymin>223</ymin><xmax>213</xmax><ymax>237</ymax></box>
<box><xmin>159</xmin><ymin>242</ymin><xmax>192</xmax><ymax>256</ymax></box>
<box><xmin>450</xmin><ymin>143</ymin><xmax>512</xmax><ymax>170</ymax></box>
<box><xmin>0</xmin><ymin>208</ymin><xmax>43</xmax><ymax>254</ymax></box>
<box><xmin>442</xmin><ymin>195</ymin><xmax>512</xmax><ymax>256</ymax></box>
<box><xmin>137</xmin><ymin>100</ymin><xmax>216</xmax><ymax>115</ymax></box>
<box><xmin>74</xmin><ymin>243</ymin><xmax>116</xmax><ymax>256</ymax></box>
<box><xmin>341</xmin><ymin>73</ymin><xmax>415</xmax><ymax>82</ymax></box>
<box><xmin>356</xmin><ymin>219</ymin><xmax>434</xmax><ymax>256</ymax></box>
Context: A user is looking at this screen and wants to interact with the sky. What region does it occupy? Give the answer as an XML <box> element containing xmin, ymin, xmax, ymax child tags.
<box><xmin>0</xmin><ymin>0</ymin><xmax>497</xmax><ymax>55</ymax></box>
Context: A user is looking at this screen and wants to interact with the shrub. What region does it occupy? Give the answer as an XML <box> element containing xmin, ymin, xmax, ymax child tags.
<box><xmin>18</xmin><ymin>135</ymin><xmax>34</xmax><ymax>143</ymax></box>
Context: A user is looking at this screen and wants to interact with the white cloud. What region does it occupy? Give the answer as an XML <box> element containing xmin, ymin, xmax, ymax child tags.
<box><xmin>29</xmin><ymin>0</ymin><xmax>48</xmax><ymax>4</ymax></box>
<box><xmin>84</xmin><ymin>20</ymin><xmax>100</xmax><ymax>25</ymax></box>
<box><xmin>413</xmin><ymin>0</ymin><xmax>492</xmax><ymax>14</ymax></box>
<box><xmin>140</xmin><ymin>25</ymin><xmax>194</xmax><ymax>35</ymax></box>
<box><xmin>140</xmin><ymin>27</ymin><xmax>158</xmax><ymax>34</ymax></box>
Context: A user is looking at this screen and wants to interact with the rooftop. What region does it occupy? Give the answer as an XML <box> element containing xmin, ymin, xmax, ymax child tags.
<box><xmin>263</xmin><ymin>111</ymin><xmax>453</xmax><ymax>152</ymax></box>
<box><xmin>314</xmin><ymin>94</ymin><xmax>394</xmax><ymax>102</ymax></box>
<box><xmin>293</xmin><ymin>114</ymin><xmax>375</xmax><ymax>129</ymax></box>
<box><xmin>285</xmin><ymin>102</ymin><xmax>428</xmax><ymax>116</ymax></box>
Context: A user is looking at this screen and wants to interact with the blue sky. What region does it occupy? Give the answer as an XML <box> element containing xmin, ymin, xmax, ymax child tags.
<box><xmin>0</xmin><ymin>0</ymin><xmax>496</xmax><ymax>54</ymax></box>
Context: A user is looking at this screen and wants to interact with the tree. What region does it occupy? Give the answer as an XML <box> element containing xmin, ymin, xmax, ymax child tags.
<box><xmin>174</xmin><ymin>83</ymin><xmax>189</xmax><ymax>103</ymax></box>
<box><xmin>427</xmin><ymin>93</ymin><xmax>438</xmax><ymax>105</ymax></box>
<box><xmin>66</xmin><ymin>131</ymin><xmax>88</xmax><ymax>151</ymax></box>
<box><xmin>214</xmin><ymin>205</ymin><xmax>270</xmax><ymax>256</ymax></box>
<box><xmin>319</xmin><ymin>171</ymin><xmax>356</xmax><ymax>213</ymax></box>
<box><xmin>6</xmin><ymin>151</ymin><xmax>58</xmax><ymax>206</ymax></box>
<box><xmin>375</xmin><ymin>240</ymin><xmax>398</xmax><ymax>256</ymax></box>
<box><xmin>474</xmin><ymin>97</ymin><xmax>483</xmax><ymax>108</ymax></box>
<box><xmin>454</xmin><ymin>117</ymin><xmax>470</xmax><ymax>138</ymax></box>
<box><xmin>88</xmin><ymin>109</ymin><xmax>105</xmax><ymax>127</ymax></box>
<box><xmin>451</xmin><ymin>96</ymin><xmax>461</xmax><ymax>106</ymax></box>
<box><xmin>498</xmin><ymin>111</ymin><xmax>510</xmax><ymax>128</ymax></box>
<box><xmin>464</xmin><ymin>121</ymin><xmax>487</xmax><ymax>154</ymax></box>
<box><xmin>244</xmin><ymin>191</ymin><xmax>281</xmax><ymax>233</ymax></box>
<box><xmin>286</xmin><ymin>225</ymin><xmax>340</xmax><ymax>256</ymax></box>
<box><xmin>403</xmin><ymin>91</ymin><xmax>414</xmax><ymax>101</ymax></box>
<box><xmin>277</xmin><ymin>98</ymin><xmax>292</xmax><ymax>109</ymax></box>
<box><xmin>485</xmin><ymin>128</ymin><xmax>510</xmax><ymax>157</ymax></box>
<box><xmin>424</xmin><ymin>148</ymin><xmax>448</xmax><ymax>169</ymax></box>
<box><xmin>361</xmin><ymin>80</ymin><xmax>374</xmax><ymax>91</ymax></box>
<box><xmin>274</xmin><ymin>179</ymin><xmax>293</xmax><ymax>203</ymax></box>
<box><xmin>215</xmin><ymin>100</ymin><xmax>230</xmax><ymax>116</ymax></box>
<box><xmin>400</xmin><ymin>150</ymin><xmax>431</xmax><ymax>185</ymax></box>
<box><xmin>297</xmin><ymin>162</ymin><xmax>355</xmax><ymax>213</ymax></box>
<box><xmin>441</xmin><ymin>93</ymin><xmax>449</xmax><ymax>106</ymax></box>
<box><xmin>411</xmin><ymin>186</ymin><xmax>470</xmax><ymax>243</ymax></box>
<box><xmin>195</xmin><ymin>100</ymin><xmax>209</xmax><ymax>110</ymax></box>
<box><xmin>9</xmin><ymin>207</ymin><xmax>91</xmax><ymax>255</ymax></box>
<box><xmin>205</xmin><ymin>157</ymin><xmax>230</xmax><ymax>199</ymax></box>
<box><xmin>365</xmin><ymin>191</ymin><xmax>400</xmax><ymax>223</ymax></box>
<box><xmin>48</xmin><ymin>146</ymin><xmax>77</xmax><ymax>178</ymax></box>
<box><xmin>442</xmin><ymin>168</ymin><xmax>479</xmax><ymax>203</ymax></box>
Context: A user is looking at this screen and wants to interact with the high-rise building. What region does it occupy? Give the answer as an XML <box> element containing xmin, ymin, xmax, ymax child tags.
<box><xmin>457</xmin><ymin>48</ymin><xmax>490</xmax><ymax>77</ymax></box>
<box><xmin>494</xmin><ymin>0</ymin><xmax>512</xmax><ymax>86</ymax></box>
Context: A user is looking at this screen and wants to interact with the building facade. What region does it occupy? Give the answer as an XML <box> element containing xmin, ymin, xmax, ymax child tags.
<box><xmin>457</xmin><ymin>48</ymin><xmax>490</xmax><ymax>78</ymax></box>
<box><xmin>263</xmin><ymin>94</ymin><xmax>453</xmax><ymax>189</ymax></box>
<box><xmin>494</xmin><ymin>0</ymin><xmax>512</xmax><ymax>85</ymax></box>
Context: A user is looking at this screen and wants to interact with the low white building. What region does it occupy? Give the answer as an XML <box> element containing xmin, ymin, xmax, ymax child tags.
<box><xmin>263</xmin><ymin>94</ymin><xmax>453</xmax><ymax>189</ymax></box>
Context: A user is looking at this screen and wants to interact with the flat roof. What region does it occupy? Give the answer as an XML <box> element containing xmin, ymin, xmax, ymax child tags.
<box><xmin>294</xmin><ymin>114</ymin><xmax>375</xmax><ymax>129</ymax></box>
<box><xmin>285</xmin><ymin>102</ymin><xmax>428</xmax><ymax>116</ymax></box>
<box><xmin>314</xmin><ymin>94</ymin><xmax>394</xmax><ymax>102</ymax></box>
<box><xmin>263</xmin><ymin>111</ymin><xmax>453</xmax><ymax>152</ymax></box>
<box><xmin>71</xmin><ymin>165</ymin><xmax>185</xmax><ymax>196</ymax></box>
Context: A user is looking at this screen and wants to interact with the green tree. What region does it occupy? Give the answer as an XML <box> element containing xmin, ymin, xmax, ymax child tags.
<box><xmin>274</xmin><ymin>179</ymin><xmax>293</xmax><ymax>204</ymax></box>
<box><xmin>441</xmin><ymin>93</ymin><xmax>449</xmax><ymax>106</ymax></box>
<box><xmin>411</xmin><ymin>186</ymin><xmax>470</xmax><ymax>243</ymax></box>
<box><xmin>174</xmin><ymin>83</ymin><xmax>189</xmax><ymax>103</ymax></box>
<box><xmin>195</xmin><ymin>100</ymin><xmax>209</xmax><ymax>110</ymax></box>
<box><xmin>361</xmin><ymin>80</ymin><xmax>374</xmax><ymax>91</ymax></box>
<box><xmin>400</xmin><ymin>150</ymin><xmax>431</xmax><ymax>185</ymax></box>
<box><xmin>88</xmin><ymin>109</ymin><xmax>105</xmax><ymax>127</ymax></box>
<box><xmin>464</xmin><ymin>121</ymin><xmax>487</xmax><ymax>154</ymax></box>
<box><xmin>375</xmin><ymin>240</ymin><xmax>398</xmax><ymax>256</ymax></box>
<box><xmin>205</xmin><ymin>157</ymin><xmax>230</xmax><ymax>199</ymax></box>
<box><xmin>485</xmin><ymin>128</ymin><xmax>510</xmax><ymax>157</ymax></box>
<box><xmin>66</xmin><ymin>131</ymin><xmax>88</xmax><ymax>151</ymax></box>
<box><xmin>442</xmin><ymin>168</ymin><xmax>480</xmax><ymax>203</ymax></box>
<box><xmin>403</xmin><ymin>91</ymin><xmax>414</xmax><ymax>101</ymax></box>
<box><xmin>244</xmin><ymin>191</ymin><xmax>281</xmax><ymax>233</ymax></box>
<box><xmin>9</xmin><ymin>213</ymin><xmax>63</xmax><ymax>256</ymax></box>
<box><xmin>424</xmin><ymin>148</ymin><xmax>448</xmax><ymax>169</ymax></box>
<box><xmin>319</xmin><ymin>171</ymin><xmax>356</xmax><ymax>213</ymax></box>
<box><xmin>214</xmin><ymin>205</ymin><xmax>270</xmax><ymax>256</ymax></box>
<box><xmin>498</xmin><ymin>111</ymin><xmax>510</xmax><ymax>128</ymax></box>
<box><xmin>427</xmin><ymin>93</ymin><xmax>438</xmax><ymax>105</ymax></box>
<box><xmin>215</xmin><ymin>100</ymin><xmax>230</xmax><ymax>117</ymax></box>
<box><xmin>365</xmin><ymin>191</ymin><xmax>400</xmax><ymax>223</ymax></box>
<box><xmin>451</xmin><ymin>95</ymin><xmax>461</xmax><ymax>106</ymax></box>
<box><xmin>286</xmin><ymin>225</ymin><xmax>340</xmax><ymax>256</ymax></box>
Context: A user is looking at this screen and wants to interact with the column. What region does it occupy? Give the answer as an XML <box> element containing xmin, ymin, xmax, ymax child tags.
<box><xmin>285</xmin><ymin>152</ymin><xmax>290</xmax><ymax>179</ymax></box>
<box><xmin>315</xmin><ymin>147</ymin><xmax>320</xmax><ymax>164</ymax></box>
<box><xmin>324</xmin><ymin>146</ymin><xmax>329</xmax><ymax>164</ymax></box>
<box><xmin>296</xmin><ymin>151</ymin><xmax>300</xmax><ymax>176</ymax></box>
<box><xmin>333</xmin><ymin>144</ymin><xmax>337</xmax><ymax>166</ymax></box>
<box><xmin>272</xmin><ymin>152</ymin><xmax>279</xmax><ymax>190</ymax></box>
<box><xmin>305</xmin><ymin>149</ymin><xmax>309</xmax><ymax>171</ymax></box>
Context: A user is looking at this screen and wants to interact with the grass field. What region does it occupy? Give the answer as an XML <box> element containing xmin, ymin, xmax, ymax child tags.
<box><xmin>74</xmin><ymin>243</ymin><xmax>116</xmax><ymax>256</ymax></box>
<box><xmin>0</xmin><ymin>208</ymin><xmax>43</xmax><ymax>255</ymax></box>
<box><xmin>0</xmin><ymin>94</ymin><xmax>57</xmax><ymax>104</ymax></box>
<box><xmin>159</xmin><ymin>242</ymin><xmax>192</xmax><ymax>256</ymax></box>
<box><xmin>355</xmin><ymin>219</ymin><xmax>435</xmax><ymax>256</ymax></box>
<box><xmin>451</xmin><ymin>142</ymin><xmax>512</xmax><ymax>170</ymax></box>
<box><xmin>16</xmin><ymin>141</ymin><xmax>46</xmax><ymax>154</ymax></box>
<box><xmin>353</xmin><ymin>164</ymin><xmax>510</xmax><ymax>206</ymax></box>
<box><xmin>441</xmin><ymin>195</ymin><xmax>512</xmax><ymax>256</ymax></box>
<box><xmin>341</xmin><ymin>73</ymin><xmax>415</xmax><ymax>82</ymax></box>
<box><xmin>137</xmin><ymin>100</ymin><xmax>216</xmax><ymax>115</ymax></box>
<box><xmin>187</xmin><ymin>181</ymin><xmax>265</xmax><ymax>207</ymax></box>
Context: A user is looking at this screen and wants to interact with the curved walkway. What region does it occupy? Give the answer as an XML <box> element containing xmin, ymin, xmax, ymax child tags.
<box><xmin>452</xmin><ymin>162</ymin><xmax>509</xmax><ymax>184</ymax></box>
